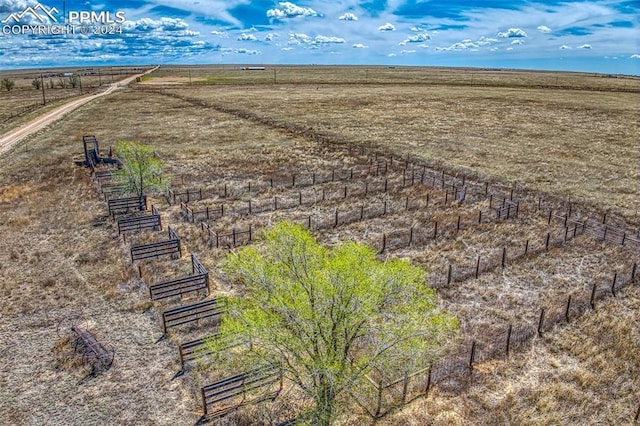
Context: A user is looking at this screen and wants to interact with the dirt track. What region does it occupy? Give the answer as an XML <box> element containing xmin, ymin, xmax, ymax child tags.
<box><xmin>0</xmin><ymin>67</ymin><xmax>157</xmax><ymax>157</ymax></box>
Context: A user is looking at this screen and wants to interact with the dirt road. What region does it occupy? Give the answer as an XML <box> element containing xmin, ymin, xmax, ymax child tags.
<box><xmin>0</xmin><ymin>66</ymin><xmax>158</xmax><ymax>157</ymax></box>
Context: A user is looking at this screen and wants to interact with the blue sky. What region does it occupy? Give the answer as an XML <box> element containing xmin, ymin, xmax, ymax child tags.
<box><xmin>0</xmin><ymin>0</ymin><xmax>638</xmax><ymax>74</ymax></box>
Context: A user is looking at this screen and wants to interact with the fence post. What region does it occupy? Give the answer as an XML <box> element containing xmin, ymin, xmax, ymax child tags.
<box><xmin>538</xmin><ymin>308</ymin><xmax>546</xmax><ymax>337</ymax></box>
<box><xmin>406</xmin><ymin>196</ymin><xmax>410</xmax><ymax>211</ymax></box>
<box><xmin>334</xmin><ymin>209</ymin><xmax>339</xmax><ymax>228</ymax></box>
<box><xmin>383</xmin><ymin>201</ymin><xmax>387</xmax><ymax>216</ymax></box>
<box><xmin>445</xmin><ymin>191</ymin><xmax>449</xmax><ymax>205</ymax></box>
<box><xmin>611</xmin><ymin>272</ymin><xmax>617</xmax><ymax>297</ymax></box>
<box><xmin>632</xmin><ymin>263</ymin><xmax>637</xmax><ymax>283</ymax></box>
<box><xmin>602</xmin><ymin>212</ymin><xmax>607</xmax><ymax>224</ymax></box>
<box><xmin>501</xmin><ymin>247</ymin><xmax>507</xmax><ymax>268</ymax></box>
<box><xmin>456</xmin><ymin>216</ymin><xmax>461</xmax><ymax>233</ymax></box>
<box><xmin>248</xmin><ymin>200</ymin><xmax>252</xmax><ymax>215</ymax></box>
<box><xmin>433</xmin><ymin>222</ymin><xmax>438</xmax><ymax>239</ymax></box>
<box><xmin>232</xmin><ymin>229</ymin><xmax>236</xmax><ymax>246</ymax></box>
<box><xmin>365</xmin><ymin>182</ymin><xmax>368</xmax><ymax>195</ymax></box>
<box><xmin>248</xmin><ymin>181</ymin><xmax>251</xmax><ymax>193</ymax></box>
<box><xmin>548</xmin><ymin>210</ymin><xmax>553</xmax><ymax>224</ymax></box>
<box><xmin>274</xmin><ymin>197</ymin><xmax>278</xmax><ymax>210</ymax></box>
<box><xmin>350</xmin><ymin>168</ymin><xmax>353</xmax><ymax>179</ymax></box>
<box><xmin>545</xmin><ymin>233</ymin><xmax>551</xmax><ymax>250</ymax></box>
<box><xmin>475</xmin><ymin>256</ymin><xmax>480</xmax><ymax>279</ymax></box>
<box><xmin>409</xmin><ymin>226</ymin><xmax>414</xmax><ymax>246</ymax></box>
<box><xmin>308</xmin><ymin>216</ymin><xmax>312</xmax><ymax>230</ymax></box>
<box><xmin>506</xmin><ymin>324</ymin><xmax>512</xmax><ymax>359</ymax></box>
<box><xmin>489</xmin><ymin>194</ymin><xmax>493</xmax><ymax>209</ymax></box>
<box><xmin>469</xmin><ymin>341</ymin><xmax>476</xmax><ymax>370</ymax></box>
<box><xmin>425</xmin><ymin>368</ymin><xmax>432</xmax><ymax>396</ymax></box>
<box><xmin>485</xmin><ymin>182</ymin><xmax>489</xmax><ymax>195</ymax></box>
<box><xmin>292</xmin><ymin>174</ymin><xmax>295</xmax><ymax>187</ymax></box>
<box><xmin>344</xmin><ymin>186</ymin><xmax>347</xmax><ymax>199</ymax></box>
<box><xmin>565</xmin><ymin>295</ymin><xmax>572</xmax><ymax>323</ymax></box>
<box><xmin>384</xmin><ymin>179</ymin><xmax>388</xmax><ymax>192</ymax></box>
<box><xmin>360</xmin><ymin>205</ymin><xmax>364</xmax><ymax>221</ymax></box>
<box><xmin>538</xmin><ymin>197</ymin><xmax>542</xmax><ymax>210</ymax></box>
<box><xmin>426</xmin><ymin>193</ymin><xmax>429</xmax><ymax>208</ymax></box>
<box><xmin>621</xmin><ymin>233</ymin><xmax>626</xmax><ymax>246</ymax></box>
<box><xmin>604</xmin><ymin>225</ymin><xmax>608</xmax><ymax>241</ymax></box>
<box><xmin>524</xmin><ymin>239</ymin><xmax>529</xmax><ymax>256</ymax></box>
<box><xmin>381</xmin><ymin>234</ymin><xmax>386</xmax><ymax>253</ymax></box>
<box><xmin>224</xmin><ymin>184</ymin><xmax>227</xmax><ymax>198</ymax></box>
<box><xmin>270</xmin><ymin>178</ymin><xmax>273</xmax><ymax>188</ymax></box>
<box><xmin>322</xmin><ymin>188</ymin><xmax>325</xmax><ymax>201</ymax></box>
<box><xmin>401</xmin><ymin>373</ymin><xmax>410</xmax><ymax>404</ymax></box>
<box><xmin>332</xmin><ymin>169</ymin><xmax>335</xmax><ymax>182</ymax></box>
<box><xmin>590</xmin><ymin>282</ymin><xmax>597</xmax><ymax>310</ymax></box>
<box><xmin>312</xmin><ymin>173</ymin><xmax>316</xmax><ymax>185</ymax></box>
<box><xmin>447</xmin><ymin>264</ymin><xmax>452</xmax><ymax>285</ymax></box>
<box><xmin>478</xmin><ymin>210</ymin><xmax>482</xmax><ymax>224</ymax></box>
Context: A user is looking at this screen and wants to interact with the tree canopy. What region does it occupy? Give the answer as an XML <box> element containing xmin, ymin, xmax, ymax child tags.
<box><xmin>213</xmin><ymin>221</ymin><xmax>458</xmax><ymax>425</ymax></box>
<box><xmin>112</xmin><ymin>140</ymin><xmax>168</xmax><ymax>198</ymax></box>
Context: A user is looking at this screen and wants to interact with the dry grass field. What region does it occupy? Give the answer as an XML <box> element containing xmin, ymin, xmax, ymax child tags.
<box><xmin>0</xmin><ymin>66</ymin><xmax>638</xmax><ymax>425</ymax></box>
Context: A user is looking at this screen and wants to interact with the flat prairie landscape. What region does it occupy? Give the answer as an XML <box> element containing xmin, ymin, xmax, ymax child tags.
<box><xmin>0</xmin><ymin>66</ymin><xmax>638</xmax><ymax>425</ymax></box>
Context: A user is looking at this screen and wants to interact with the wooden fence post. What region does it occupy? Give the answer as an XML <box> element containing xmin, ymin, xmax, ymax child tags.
<box><xmin>384</xmin><ymin>179</ymin><xmax>388</xmax><ymax>192</ymax></box>
<box><xmin>475</xmin><ymin>256</ymin><xmax>481</xmax><ymax>279</ymax></box>
<box><xmin>447</xmin><ymin>264</ymin><xmax>452</xmax><ymax>285</ymax></box>
<box><xmin>611</xmin><ymin>272</ymin><xmax>617</xmax><ymax>297</ymax></box>
<box><xmin>548</xmin><ymin>209</ymin><xmax>553</xmax><ymax>224</ymax></box>
<box><xmin>456</xmin><ymin>216</ymin><xmax>461</xmax><ymax>233</ymax></box>
<box><xmin>375</xmin><ymin>380</ymin><xmax>383</xmax><ymax>418</ymax></box>
<box><xmin>478</xmin><ymin>210</ymin><xmax>482</xmax><ymax>224</ymax></box>
<box><xmin>545</xmin><ymin>233</ymin><xmax>551</xmax><ymax>250</ymax></box>
<box><xmin>383</xmin><ymin>201</ymin><xmax>387</xmax><ymax>216</ymax></box>
<box><xmin>409</xmin><ymin>226</ymin><xmax>414</xmax><ymax>246</ymax></box>
<box><xmin>524</xmin><ymin>239</ymin><xmax>529</xmax><ymax>256</ymax></box>
<box><xmin>433</xmin><ymin>222</ymin><xmax>438</xmax><ymax>239</ymax></box>
<box><xmin>506</xmin><ymin>324</ymin><xmax>512</xmax><ymax>358</ymax></box>
<box><xmin>565</xmin><ymin>295</ymin><xmax>572</xmax><ymax>323</ymax></box>
<box><xmin>632</xmin><ymin>263</ymin><xmax>637</xmax><ymax>283</ymax></box>
<box><xmin>469</xmin><ymin>341</ymin><xmax>476</xmax><ymax>370</ymax></box>
<box><xmin>292</xmin><ymin>174</ymin><xmax>296</xmax><ymax>187</ymax></box>
<box><xmin>334</xmin><ymin>209</ymin><xmax>339</xmax><ymax>228</ymax></box>
<box><xmin>344</xmin><ymin>186</ymin><xmax>348</xmax><ymax>199</ymax></box>
<box><xmin>590</xmin><ymin>283</ymin><xmax>597</xmax><ymax>310</ymax></box>
<box><xmin>538</xmin><ymin>308</ymin><xmax>546</xmax><ymax>337</ymax></box>
<box><xmin>381</xmin><ymin>234</ymin><xmax>386</xmax><ymax>253</ymax></box>
<box><xmin>425</xmin><ymin>368</ymin><xmax>432</xmax><ymax>396</ymax></box>
<box><xmin>501</xmin><ymin>247</ymin><xmax>507</xmax><ymax>268</ymax></box>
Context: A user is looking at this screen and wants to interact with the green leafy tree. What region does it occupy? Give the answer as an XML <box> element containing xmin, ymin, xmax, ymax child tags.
<box><xmin>113</xmin><ymin>140</ymin><xmax>168</xmax><ymax>198</ymax></box>
<box><xmin>1</xmin><ymin>78</ymin><xmax>15</xmax><ymax>91</ymax></box>
<box><xmin>214</xmin><ymin>222</ymin><xmax>458</xmax><ymax>425</ymax></box>
<box><xmin>31</xmin><ymin>77</ymin><xmax>41</xmax><ymax>90</ymax></box>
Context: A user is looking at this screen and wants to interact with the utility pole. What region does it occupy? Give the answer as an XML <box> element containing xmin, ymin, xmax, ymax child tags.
<box><xmin>79</xmin><ymin>75</ymin><xmax>83</xmax><ymax>95</ymax></box>
<box><xmin>189</xmin><ymin>69</ymin><xmax>192</xmax><ymax>85</ymax></box>
<box><xmin>98</xmin><ymin>68</ymin><xmax>102</xmax><ymax>86</ymax></box>
<box><xmin>40</xmin><ymin>74</ymin><xmax>46</xmax><ymax>105</ymax></box>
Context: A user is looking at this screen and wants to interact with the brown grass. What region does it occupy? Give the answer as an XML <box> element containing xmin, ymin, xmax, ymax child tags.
<box><xmin>1</xmin><ymin>67</ymin><xmax>638</xmax><ymax>425</ymax></box>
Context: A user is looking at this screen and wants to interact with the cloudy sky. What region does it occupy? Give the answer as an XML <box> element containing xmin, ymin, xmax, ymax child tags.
<box><xmin>0</xmin><ymin>0</ymin><xmax>638</xmax><ymax>74</ymax></box>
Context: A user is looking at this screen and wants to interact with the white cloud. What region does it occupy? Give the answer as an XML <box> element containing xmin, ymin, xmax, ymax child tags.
<box><xmin>211</xmin><ymin>30</ymin><xmax>228</xmax><ymax>38</ymax></box>
<box><xmin>578</xmin><ymin>44</ymin><xmax>592</xmax><ymax>49</ymax></box>
<box><xmin>560</xmin><ymin>45</ymin><xmax>571</xmax><ymax>50</ymax></box>
<box><xmin>402</xmin><ymin>32</ymin><xmax>430</xmax><ymax>44</ymax></box>
<box><xmin>238</xmin><ymin>33</ymin><xmax>257</xmax><ymax>41</ymax></box>
<box><xmin>281</xmin><ymin>47</ymin><xmax>294</xmax><ymax>51</ymax></box>
<box><xmin>511</xmin><ymin>39</ymin><xmax>524</xmax><ymax>45</ymax></box>
<box><xmin>315</xmin><ymin>35</ymin><xmax>346</xmax><ymax>44</ymax></box>
<box><xmin>436</xmin><ymin>39</ymin><xmax>479</xmax><ymax>51</ymax></box>
<box><xmin>264</xmin><ymin>33</ymin><xmax>277</xmax><ymax>41</ymax></box>
<box><xmin>476</xmin><ymin>37</ymin><xmax>498</xmax><ymax>46</ymax></box>
<box><xmin>339</xmin><ymin>12</ymin><xmax>358</xmax><ymax>21</ymax></box>
<box><xmin>497</xmin><ymin>28</ymin><xmax>527</xmax><ymax>38</ymax></box>
<box><xmin>352</xmin><ymin>43</ymin><xmax>368</xmax><ymax>48</ymax></box>
<box><xmin>236</xmin><ymin>48</ymin><xmax>259</xmax><ymax>55</ymax></box>
<box><xmin>631</xmin><ymin>54</ymin><xmax>640</xmax><ymax>59</ymax></box>
<box><xmin>387</xmin><ymin>53</ymin><xmax>396</xmax><ymax>57</ymax></box>
<box><xmin>378</xmin><ymin>23</ymin><xmax>396</xmax><ymax>32</ymax></box>
<box><xmin>400</xmin><ymin>50</ymin><xmax>416</xmax><ymax>54</ymax></box>
<box><xmin>267</xmin><ymin>2</ymin><xmax>318</xmax><ymax>19</ymax></box>
<box><xmin>537</xmin><ymin>25</ymin><xmax>552</xmax><ymax>33</ymax></box>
